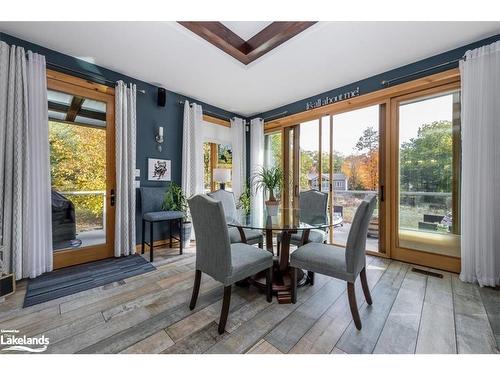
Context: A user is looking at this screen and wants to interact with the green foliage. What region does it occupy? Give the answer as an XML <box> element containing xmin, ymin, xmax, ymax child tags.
<box><xmin>162</xmin><ymin>182</ymin><xmax>188</xmax><ymax>219</ymax></box>
<box><xmin>400</xmin><ymin>121</ymin><xmax>453</xmax><ymax>193</ymax></box>
<box><xmin>237</xmin><ymin>183</ymin><xmax>251</xmax><ymax>215</ymax></box>
<box><xmin>355</xmin><ymin>126</ymin><xmax>379</xmax><ymax>152</ymax></box>
<box><xmin>49</xmin><ymin>121</ymin><xmax>106</xmax><ymax>229</ymax></box>
<box><xmin>252</xmin><ymin>166</ymin><xmax>283</xmax><ymax>201</ymax></box>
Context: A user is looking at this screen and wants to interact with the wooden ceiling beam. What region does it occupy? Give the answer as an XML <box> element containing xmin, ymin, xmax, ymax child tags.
<box><xmin>178</xmin><ymin>21</ymin><xmax>317</xmax><ymax>65</ymax></box>
<box><xmin>244</xmin><ymin>21</ymin><xmax>317</xmax><ymax>62</ymax></box>
<box><xmin>65</xmin><ymin>96</ymin><xmax>85</xmax><ymax>122</ymax></box>
<box><xmin>49</xmin><ymin>101</ymin><xmax>106</xmax><ymax>121</ymax></box>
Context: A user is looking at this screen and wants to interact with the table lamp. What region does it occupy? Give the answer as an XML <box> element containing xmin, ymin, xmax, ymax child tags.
<box><xmin>213</xmin><ymin>168</ymin><xmax>231</xmax><ymax>190</ymax></box>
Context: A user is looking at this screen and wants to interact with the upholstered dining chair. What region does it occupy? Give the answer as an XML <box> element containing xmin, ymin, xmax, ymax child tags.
<box><xmin>289</xmin><ymin>195</ymin><xmax>377</xmax><ymax>330</ymax></box>
<box><xmin>277</xmin><ymin>189</ymin><xmax>329</xmax><ymax>253</ymax></box>
<box><xmin>188</xmin><ymin>194</ymin><xmax>273</xmax><ymax>334</ymax></box>
<box><xmin>208</xmin><ymin>189</ymin><xmax>264</xmax><ymax>248</ymax></box>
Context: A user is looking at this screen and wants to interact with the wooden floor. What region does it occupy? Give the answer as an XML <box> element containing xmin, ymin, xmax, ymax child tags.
<box><xmin>1</xmin><ymin>243</ymin><xmax>499</xmax><ymax>354</ymax></box>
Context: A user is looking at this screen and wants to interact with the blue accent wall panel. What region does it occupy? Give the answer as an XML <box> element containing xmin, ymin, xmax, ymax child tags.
<box><xmin>256</xmin><ymin>33</ymin><xmax>500</xmax><ymax>121</ymax></box>
<box><xmin>0</xmin><ymin>32</ymin><xmax>242</xmax><ymax>245</ymax></box>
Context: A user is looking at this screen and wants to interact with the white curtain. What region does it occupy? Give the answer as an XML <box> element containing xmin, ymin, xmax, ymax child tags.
<box><xmin>182</xmin><ymin>101</ymin><xmax>203</xmax><ymax>238</ymax></box>
<box><xmin>459</xmin><ymin>41</ymin><xmax>500</xmax><ymax>287</ymax></box>
<box><xmin>230</xmin><ymin>117</ymin><xmax>246</xmax><ymax>201</ymax></box>
<box><xmin>250</xmin><ymin>118</ymin><xmax>264</xmax><ymax>224</ymax></box>
<box><xmin>0</xmin><ymin>41</ymin><xmax>52</xmax><ymax>279</ymax></box>
<box><xmin>114</xmin><ymin>81</ymin><xmax>137</xmax><ymax>257</ymax></box>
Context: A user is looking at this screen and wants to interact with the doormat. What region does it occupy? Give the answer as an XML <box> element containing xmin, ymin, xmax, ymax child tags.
<box><xmin>23</xmin><ymin>254</ymin><xmax>155</xmax><ymax>307</ymax></box>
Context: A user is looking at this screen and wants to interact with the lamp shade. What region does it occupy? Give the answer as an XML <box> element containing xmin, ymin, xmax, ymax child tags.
<box><xmin>213</xmin><ymin>168</ymin><xmax>231</xmax><ymax>183</ymax></box>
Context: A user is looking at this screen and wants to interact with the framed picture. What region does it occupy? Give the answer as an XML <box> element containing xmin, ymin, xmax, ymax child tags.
<box><xmin>148</xmin><ymin>158</ymin><xmax>171</xmax><ymax>181</ymax></box>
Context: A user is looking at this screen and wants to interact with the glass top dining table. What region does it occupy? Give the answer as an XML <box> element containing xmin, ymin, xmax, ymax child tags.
<box><xmin>227</xmin><ymin>208</ymin><xmax>342</xmax><ymax>231</ymax></box>
<box><xmin>227</xmin><ymin>208</ymin><xmax>342</xmax><ymax>303</ymax></box>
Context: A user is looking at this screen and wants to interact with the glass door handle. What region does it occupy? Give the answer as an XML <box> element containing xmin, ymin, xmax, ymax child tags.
<box><xmin>110</xmin><ymin>189</ymin><xmax>116</xmax><ymax>206</ymax></box>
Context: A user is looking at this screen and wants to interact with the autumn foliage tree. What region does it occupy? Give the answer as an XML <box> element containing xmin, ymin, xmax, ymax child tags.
<box><xmin>341</xmin><ymin>126</ymin><xmax>379</xmax><ymax>191</ymax></box>
<box><xmin>49</xmin><ymin>121</ymin><xmax>106</xmax><ymax>229</ymax></box>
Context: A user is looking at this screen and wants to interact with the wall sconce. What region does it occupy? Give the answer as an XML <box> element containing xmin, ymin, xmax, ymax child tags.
<box><xmin>155</xmin><ymin>126</ymin><xmax>164</xmax><ymax>152</ymax></box>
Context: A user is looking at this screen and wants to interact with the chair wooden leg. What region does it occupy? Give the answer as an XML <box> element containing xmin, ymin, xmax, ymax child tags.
<box><xmin>149</xmin><ymin>222</ymin><xmax>154</xmax><ymax>262</ymax></box>
<box><xmin>169</xmin><ymin>221</ymin><xmax>173</xmax><ymax>248</ymax></box>
<box><xmin>291</xmin><ymin>267</ymin><xmax>297</xmax><ymax>304</ymax></box>
<box><xmin>218</xmin><ymin>285</ymin><xmax>232</xmax><ymax>334</ymax></box>
<box><xmin>347</xmin><ymin>282</ymin><xmax>362</xmax><ymax>330</ymax></box>
<box><xmin>308</xmin><ymin>271</ymin><xmax>315</xmax><ymax>286</ymax></box>
<box><xmin>277</xmin><ymin>241</ymin><xmax>280</xmax><ymax>257</ymax></box>
<box><xmin>266</xmin><ymin>267</ymin><xmax>273</xmax><ymax>302</ymax></box>
<box><xmin>360</xmin><ymin>267</ymin><xmax>372</xmax><ymax>305</ymax></box>
<box><xmin>179</xmin><ymin>219</ymin><xmax>183</xmax><ymax>255</ymax></box>
<box><xmin>141</xmin><ymin>220</ymin><xmax>145</xmax><ymax>254</ymax></box>
<box><xmin>189</xmin><ymin>270</ymin><xmax>202</xmax><ymax>310</ymax></box>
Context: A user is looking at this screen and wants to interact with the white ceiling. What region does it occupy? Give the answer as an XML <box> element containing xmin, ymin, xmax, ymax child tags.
<box><xmin>0</xmin><ymin>21</ymin><xmax>498</xmax><ymax>116</ymax></box>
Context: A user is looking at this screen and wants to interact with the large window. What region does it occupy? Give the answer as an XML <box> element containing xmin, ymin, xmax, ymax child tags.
<box><xmin>397</xmin><ymin>90</ymin><xmax>461</xmax><ymax>257</ymax></box>
<box><xmin>331</xmin><ymin>105</ymin><xmax>380</xmax><ymax>252</ymax></box>
<box><xmin>48</xmin><ymin>89</ymin><xmax>108</xmax><ymax>251</ymax></box>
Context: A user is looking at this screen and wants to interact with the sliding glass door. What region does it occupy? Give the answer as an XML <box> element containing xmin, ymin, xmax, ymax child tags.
<box><xmin>330</xmin><ymin>105</ymin><xmax>382</xmax><ymax>252</ymax></box>
<box><xmin>391</xmin><ymin>85</ymin><xmax>461</xmax><ymax>271</ymax></box>
<box><xmin>278</xmin><ymin>104</ymin><xmax>386</xmax><ymax>253</ymax></box>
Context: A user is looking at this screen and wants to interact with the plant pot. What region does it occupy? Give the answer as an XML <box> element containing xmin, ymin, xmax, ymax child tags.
<box><xmin>182</xmin><ymin>222</ymin><xmax>192</xmax><ymax>248</ymax></box>
<box><xmin>265</xmin><ymin>200</ymin><xmax>279</xmax><ymax>216</ymax></box>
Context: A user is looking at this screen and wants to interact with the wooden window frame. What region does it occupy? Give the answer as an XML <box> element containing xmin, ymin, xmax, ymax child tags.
<box><xmin>389</xmin><ymin>82</ymin><xmax>462</xmax><ymax>273</ymax></box>
<box><xmin>47</xmin><ymin>69</ymin><xmax>116</xmax><ymax>269</ymax></box>
<box><xmin>264</xmin><ymin>68</ymin><xmax>461</xmax><ymax>272</ymax></box>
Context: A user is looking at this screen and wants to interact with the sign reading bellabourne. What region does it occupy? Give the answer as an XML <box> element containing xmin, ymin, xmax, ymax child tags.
<box><xmin>305</xmin><ymin>87</ymin><xmax>360</xmax><ymax>110</ymax></box>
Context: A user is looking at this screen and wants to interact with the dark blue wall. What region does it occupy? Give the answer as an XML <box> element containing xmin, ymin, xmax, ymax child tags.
<box><xmin>256</xmin><ymin>33</ymin><xmax>500</xmax><ymax>121</ymax></box>
<box><xmin>0</xmin><ymin>32</ymin><xmax>244</xmax><ymax>245</ymax></box>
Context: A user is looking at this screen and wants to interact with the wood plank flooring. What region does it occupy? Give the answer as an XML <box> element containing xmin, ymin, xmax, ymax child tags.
<box><xmin>0</xmin><ymin>244</ymin><xmax>499</xmax><ymax>354</ymax></box>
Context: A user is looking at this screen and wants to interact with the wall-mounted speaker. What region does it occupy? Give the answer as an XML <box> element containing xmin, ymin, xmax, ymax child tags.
<box><xmin>157</xmin><ymin>88</ymin><xmax>166</xmax><ymax>107</ymax></box>
<box><xmin>0</xmin><ymin>273</ymin><xmax>15</xmax><ymax>299</ymax></box>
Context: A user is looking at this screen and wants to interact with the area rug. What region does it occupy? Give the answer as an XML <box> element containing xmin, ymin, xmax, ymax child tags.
<box><xmin>23</xmin><ymin>254</ymin><xmax>156</xmax><ymax>307</ymax></box>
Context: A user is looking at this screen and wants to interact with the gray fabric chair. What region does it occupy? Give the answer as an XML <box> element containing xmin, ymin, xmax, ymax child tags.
<box><xmin>207</xmin><ymin>189</ymin><xmax>263</xmax><ymax>248</ymax></box>
<box><xmin>277</xmin><ymin>190</ymin><xmax>329</xmax><ymax>253</ymax></box>
<box><xmin>188</xmin><ymin>194</ymin><xmax>273</xmax><ymax>334</ymax></box>
<box><xmin>140</xmin><ymin>187</ymin><xmax>184</xmax><ymax>262</ymax></box>
<box><xmin>290</xmin><ymin>195</ymin><xmax>377</xmax><ymax>330</ymax></box>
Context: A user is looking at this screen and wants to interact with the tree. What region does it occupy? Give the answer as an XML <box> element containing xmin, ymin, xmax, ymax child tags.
<box><xmin>49</xmin><ymin>121</ymin><xmax>106</xmax><ymax>229</ymax></box>
<box><xmin>400</xmin><ymin>121</ymin><xmax>452</xmax><ymax>193</ymax></box>
<box><xmin>355</xmin><ymin>126</ymin><xmax>379</xmax><ymax>191</ymax></box>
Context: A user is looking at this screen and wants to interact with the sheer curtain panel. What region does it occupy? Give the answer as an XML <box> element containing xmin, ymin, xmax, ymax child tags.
<box><xmin>0</xmin><ymin>42</ymin><xmax>52</xmax><ymax>279</ymax></box>
<box><xmin>459</xmin><ymin>41</ymin><xmax>500</xmax><ymax>287</ymax></box>
<box><xmin>115</xmin><ymin>81</ymin><xmax>137</xmax><ymax>257</ymax></box>
<box><xmin>230</xmin><ymin>117</ymin><xmax>246</xmax><ymax>202</ymax></box>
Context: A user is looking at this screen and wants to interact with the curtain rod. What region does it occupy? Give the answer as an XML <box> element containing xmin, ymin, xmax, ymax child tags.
<box><xmin>381</xmin><ymin>56</ymin><xmax>465</xmax><ymax>87</ymax></box>
<box><xmin>41</xmin><ymin>59</ymin><xmax>146</xmax><ymax>94</ymax></box>
<box><xmin>262</xmin><ymin>111</ymin><xmax>288</xmax><ymax>122</ymax></box>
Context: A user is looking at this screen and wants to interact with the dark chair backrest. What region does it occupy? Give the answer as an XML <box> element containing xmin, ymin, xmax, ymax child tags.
<box><xmin>299</xmin><ymin>190</ymin><xmax>329</xmax><ymax>226</ymax></box>
<box><xmin>140</xmin><ymin>187</ymin><xmax>166</xmax><ymax>214</ymax></box>
<box><xmin>334</xmin><ymin>205</ymin><xmax>343</xmax><ymax>215</ymax></box>
<box><xmin>345</xmin><ymin>195</ymin><xmax>377</xmax><ymax>275</ymax></box>
<box><xmin>188</xmin><ymin>194</ymin><xmax>232</xmax><ymax>283</ymax></box>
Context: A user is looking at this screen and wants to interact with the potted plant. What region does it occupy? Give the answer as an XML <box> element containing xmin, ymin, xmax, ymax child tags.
<box><xmin>252</xmin><ymin>166</ymin><xmax>283</xmax><ymax>216</ymax></box>
<box><xmin>237</xmin><ymin>183</ymin><xmax>251</xmax><ymax>216</ymax></box>
<box><xmin>162</xmin><ymin>182</ymin><xmax>191</xmax><ymax>248</ymax></box>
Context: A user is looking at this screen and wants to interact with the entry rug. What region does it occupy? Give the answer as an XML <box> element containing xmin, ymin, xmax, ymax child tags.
<box><xmin>23</xmin><ymin>254</ymin><xmax>156</xmax><ymax>307</ymax></box>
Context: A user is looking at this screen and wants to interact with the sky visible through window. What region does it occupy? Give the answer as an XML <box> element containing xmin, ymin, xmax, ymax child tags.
<box><xmin>299</xmin><ymin>96</ymin><xmax>453</xmax><ymax>155</ymax></box>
